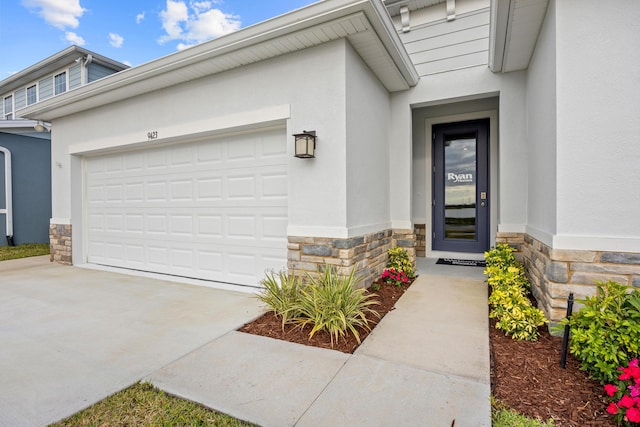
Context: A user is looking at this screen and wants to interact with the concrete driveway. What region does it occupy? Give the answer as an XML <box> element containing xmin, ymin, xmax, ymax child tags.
<box><xmin>0</xmin><ymin>256</ymin><xmax>263</xmax><ymax>426</ymax></box>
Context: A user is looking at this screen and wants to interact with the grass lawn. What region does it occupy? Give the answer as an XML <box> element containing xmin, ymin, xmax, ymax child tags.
<box><xmin>492</xmin><ymin>398</ymin><xmax>555</xmax><ymax>427</ymax></box>
<box><xmin>0</xmin><ymin>243</ymin><xmax>50</xmax><ymax>261</ymax></box>
<box><xmin>50</xmin><ymin>382</ymin><xmax>254</xmax><ymax>427</ymax></box>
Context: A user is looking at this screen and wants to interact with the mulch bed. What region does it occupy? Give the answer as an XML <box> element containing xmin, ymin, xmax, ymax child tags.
<box><xmin>490</xmin><ymin>320</ymin><xmax>614</xmax><ymax>426</ymax></box>
<box><xmin>239</xmin><ymin>276</ymin><xmax>617</xmax><ymax>426</ymax></box>
<box><xmin>239</xmin><ymin>278</ymin><xmax>412</xmax><ymax>354</ymax></box>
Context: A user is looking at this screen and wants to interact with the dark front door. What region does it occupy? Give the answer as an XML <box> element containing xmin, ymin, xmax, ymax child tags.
<box><xmin>432</xmin><ymin>119</ymin><xmax>489</xmax><ymax>253</ymax></box>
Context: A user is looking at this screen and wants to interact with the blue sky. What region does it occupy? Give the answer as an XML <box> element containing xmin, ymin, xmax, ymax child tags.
<box><xmin>0</xmin><ymin>0</ymin><xmax>318</xmax><ymax>79</ymax></box>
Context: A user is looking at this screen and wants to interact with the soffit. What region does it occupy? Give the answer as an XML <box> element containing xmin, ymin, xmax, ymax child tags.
<box><xmin>490</xmin><ymin>0</ymin><xmax>549</xmax><ymax>72</ymax></box>
<box><xmin>21</xmin><ymin>0</ymin><xmax>419</xmax><ymax>122</ymax></box>
<box><xmin>384</xmin><ymin>0</ymin><xmax>445</xmax><ymax>16</ymax></box>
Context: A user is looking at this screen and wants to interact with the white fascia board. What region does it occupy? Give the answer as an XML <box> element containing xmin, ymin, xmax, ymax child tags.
<box><xmin>488</xmin><ymin>0</ymin><xmax>510</xmax><ymax>72</ymax></box>
<box><xmin>19</xmin><ymin>0</ymin><xmax>418</xmax><ymax>122</ymax></box>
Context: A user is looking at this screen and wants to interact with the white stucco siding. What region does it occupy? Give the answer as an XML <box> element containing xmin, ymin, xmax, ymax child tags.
<box><xmin>398</xmin><ymin>65</ymin><xmax>528</xmax><ymax>238</ymax></box>
<box><xmin>555</xmin><ymin>0</ymin><xmax>640</xmax><ymax>251</ymax></box>
<box><xmin>48</xmin><ymin>41</ymin><xmax>354</xmax><ymax>265</ymax></box>
<box><xmin>524</xmin><ymin>0</ymin><xmax>557</xmax><ymax>245</ymax></box>
<box><xmin>345</xmin><ymin>42</ymin><xmax>391</xmax><ymax>234</ymax></box>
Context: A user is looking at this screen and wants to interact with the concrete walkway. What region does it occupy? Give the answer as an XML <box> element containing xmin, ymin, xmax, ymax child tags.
<box><xmin>147</xmin><ymin>258</ymin><xmax>491</xmax><ymax>426</ymax></box>
<box><xmin>1</xmin><ymin>256</ymin><xmax>490</xmax><ymax>426</ymax></box>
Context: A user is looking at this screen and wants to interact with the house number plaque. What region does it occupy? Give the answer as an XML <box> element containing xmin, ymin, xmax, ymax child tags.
<box><xmin>147</xmin><ymin>131</ymin><xmax>158</xmax><ymax>140</ymax></box>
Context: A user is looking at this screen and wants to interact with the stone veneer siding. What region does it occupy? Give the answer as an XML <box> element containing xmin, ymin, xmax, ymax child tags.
<box><xmin>288</xmin><ymin>228</ymin><xmax>416</xmax><ymax>289</ymax></box>
<box><xmin>497</xmin><ymin>232</ymin><xmax>640</xmax><ymax>324</ymax></box>
<box><xmin>50</xmin><ymin>224</ymin><xmax>72</xmax><ymax>265</ymax></box>
<box><xmin>414</xmin><ymin>224</ymin><xmax>426</xmax><ymax>257</ymax></box>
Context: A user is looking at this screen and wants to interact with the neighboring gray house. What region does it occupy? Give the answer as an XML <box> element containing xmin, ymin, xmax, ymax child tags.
<box><xmin>0</xmin><ymin>46</ymin><xmax>128</xmax><ymax>246</ymax></box>
<box><xmin>20</xmin><ymin>0</ymin><xmax>640</xmax><ymax>323</ymax></box>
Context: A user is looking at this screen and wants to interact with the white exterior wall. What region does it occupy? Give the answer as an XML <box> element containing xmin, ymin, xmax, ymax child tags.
<box><xmin>389</xmin><ymin>0</ymin><xmax>529</xmax><ymax>244</ymax></box>
<box><xmin>554</xmin><ymin>0</ymin><xmax>640</xmax><ymax>251</ymax></box>
<box><xmin>49</xmin><ymin>41</ymin><xmax>363</xmax><ymax>264</ymax></box>
<box><xmin>393</xmin><ymin>65</ymin><xmax>529</xmax><ymax>238</ymax></box>
<box><xmin>345</xmin><ymin>42</ymin><xmax>391</xmax><ymax>234</ymax></box>
<box><xmin>525</xmin><ymin>0</ymin><xmax>557</xmax><ymax>245</ymax></box>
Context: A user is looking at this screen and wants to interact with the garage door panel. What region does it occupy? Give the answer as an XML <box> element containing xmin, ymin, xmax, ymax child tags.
<box><xmin>85</xmin><ymin>128</ymin><xmax>287</xmax><ymax>286</ymax></box>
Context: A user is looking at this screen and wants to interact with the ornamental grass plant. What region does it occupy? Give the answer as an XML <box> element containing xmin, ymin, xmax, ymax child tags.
<box><xmin>291</xmin><ymin>266</ymin><xmax>380</xmax><ymax>346</ymax></box>
<box><xmin>257</xmin><ymin>266</ymin><xmax>380</xmax><ymax>347</ymax></box>
<box><xmin>256</xmin><ymin>270</ymin><xmax>303</xmax><ymax>329</ymax></box>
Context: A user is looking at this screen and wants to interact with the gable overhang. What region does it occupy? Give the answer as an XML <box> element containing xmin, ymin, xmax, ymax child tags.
<box><xmin>0</xmin><ymin>46</ymin><xmax>129</xmax><ymax>95</ymax></box>
<box><xmin>21</xmin><ymin>0</ymin><xmax>419</xmax><ymax>122</ymax></box>
<box><xmin>489</xmin><ymin>0</ymin><xmax>549</xmax><ymax>72</ymax></box>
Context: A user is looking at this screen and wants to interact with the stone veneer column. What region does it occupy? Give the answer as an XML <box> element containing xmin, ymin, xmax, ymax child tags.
<box><xmin>414</xmin><ymin>224</ymin><xmax>426</xmax><ymax>257</ymax></box>
<box><xmin>49</xmin><ymin>224</ymin><xmax>72</xmax><ymax>265</ymax></box>
<box><xmin>497</xmin><ymin>231</ymin><xmax>640</xmax><ymax>325</ymax></box>
<box><xmin>392</xmin><ymin>228</ymin><xmax>417</xmax><ymax>264</ymax></box>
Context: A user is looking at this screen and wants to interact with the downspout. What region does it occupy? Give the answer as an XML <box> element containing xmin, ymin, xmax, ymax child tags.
<box><xmin>0</xmin><ymin>146</ymin><xmax>14</xmax><ymax>246</ymax></box>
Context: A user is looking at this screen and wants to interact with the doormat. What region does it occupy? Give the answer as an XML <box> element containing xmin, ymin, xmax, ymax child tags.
<box><xmin>436</xmin><ymin>258</ymin><xmax>486</xmax><ymax>267</ymax></box>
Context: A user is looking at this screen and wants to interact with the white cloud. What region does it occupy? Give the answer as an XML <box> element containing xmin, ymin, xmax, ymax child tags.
<box><xmin>159</xmin><ymin>0</ymin><xmax>189</xmax><ymax>41</ymax></box>
<box><xmin>177</xmin><ymin>42</ymin><xmax>196</xmax><ymax>51</ymax></box>
<box><xmin>158</xmin><ymin>0</ymin><xmax>240</xmax><ymax>48</ymax></box>
<box><xmin>109</xmin><ymin>32</ymin><xmax>124</xmax><ymax>48</ymax></box>
<box><xmin>65</xmin><ymin>31</ymin><xmax>85</xmax><ymax>45</ymax></box>
<box><xmin>122</xmin><ymin>60</ymin><xmax>132</xmax><ymax>67</ymax></box>
<box><xmin>22</xmin><ymin>0</ymin><xmax>86</xmax><ymax>30</ymax></box>
<box><xmin>136</xmin><ymin>11</ymin><xmax>145</xmax><ymax>24</ymax></box>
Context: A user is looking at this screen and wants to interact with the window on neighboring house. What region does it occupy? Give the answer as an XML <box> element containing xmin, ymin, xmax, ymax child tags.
<box><xmin>27</xmin><ymin>85</ymin><xmax>37</xmax><ymax>105</ymax></box>
<box><xmin>54</xmin><ymin>72</ymin><xmax>66</xmax><ymax>95</ymax></box>
<box><xmin>3</xmin><ymin>95</ymin><xmax>13</xmax><ymax>120</ymax></box>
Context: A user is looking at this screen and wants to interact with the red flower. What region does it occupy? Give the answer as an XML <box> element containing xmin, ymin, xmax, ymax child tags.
<box><xmin>402</xmin><ymin>276</ymin><xmax>408</xmax><ymax>283</ymax></box>
<box><xmin>626</xmin><ymin>407</ymin><xmax>640</xmax><ymax>423</ymax></box>
<box><xmin>604</xmin><ymin>384</ymin><xmax>618</xmax><ymax>397</ymax></box>
<box><xmin>607</xmin><ymin>402</ymin><xmax>619</xmax><ymax>415</ymax></box>
<box><xmin>381</xmin><ymin>270</ymin><xmax>389</xmax><ymax>278</ymax></box>
<box><xmin>619</xmin><ymin>394</ymin><xmax>635</xmax><ymax>409</ymax></box>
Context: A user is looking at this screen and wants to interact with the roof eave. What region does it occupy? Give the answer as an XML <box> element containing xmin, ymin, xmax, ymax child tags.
<box><xmin>489</xmin><ymin>0</ymin><xmax>550</xmax><ymax>73</ymax></box>
<box><xmin>20</xmin><ymin>0</ymin><xmax>418</xmax><ymax>122</ymax></box>
<box><xmin>0</xmin><ymin>46</ymin><xmax>129</xmax><ymax>94</ymax></box>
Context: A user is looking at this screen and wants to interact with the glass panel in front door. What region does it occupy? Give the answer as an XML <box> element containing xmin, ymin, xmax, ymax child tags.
<box><xmin>444</xmin><ymin>135</ymin><xmax>476</xmax><ymax>240</ymax></box>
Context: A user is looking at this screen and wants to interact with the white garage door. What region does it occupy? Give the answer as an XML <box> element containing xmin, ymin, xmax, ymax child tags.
<box><xmin>85</xmin><ymin>127</ymin><xmax>288</xmax><ymax>287</ymax></box>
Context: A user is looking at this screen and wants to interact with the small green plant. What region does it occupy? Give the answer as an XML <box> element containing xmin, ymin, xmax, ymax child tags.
<box><xmin>291</xmin><ymin>266</ymin><xmax>380</xmax><ymax>346</ymax></box>
<box><xmin>256</xmin><ymin>270</ymin><xmax>303</xmax><ymax>329</ymax></box>
<box><xmin>491</xmin><ymin>398</ymin><xmax>555</xmax><ymax>427</ymax></box>
<box><xmin>386</xmin><ymin>247</ymin><xmax>415</xmax><ymax>278</ymax></box>
<box><xmin>603</xmin><ymin>358</ymin><xmax>640</xmax><ymax>426</ymax></box>
<box><xmin>559</xmin><ymin>280</ymin><xmax>640</xmax><ymax>383</ymax></box>
<box><xmin>484</xmin><ymin>243</ymin><xmax>518</xmax><ymax>269</ymax></box>
<box><xmin>484</xmin><ymin>245</ymin><xmax>548</xmax><ymax>341</ymax></box>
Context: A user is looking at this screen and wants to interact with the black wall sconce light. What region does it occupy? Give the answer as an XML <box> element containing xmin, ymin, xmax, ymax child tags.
<box><xmin>293</xmin><ymin>130</ymin><xmax>316</xmax><ymax>158</ymax></box>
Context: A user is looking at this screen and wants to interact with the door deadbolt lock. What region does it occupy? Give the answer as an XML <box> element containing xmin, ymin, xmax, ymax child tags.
<box><xmin>480</xmin><ymin>191</ymin><xmax>487</xmax><ymax>200</ymax></box>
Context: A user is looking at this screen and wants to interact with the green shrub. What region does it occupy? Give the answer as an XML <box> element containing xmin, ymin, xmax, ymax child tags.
<box><xmin>559</xmin><ymin>280</ymin><xmax>640</xmax><ymax>383</ymax></box>
<box><xmin>386</xmin><ymin>247</ymin><xmax>415</xmax><ymax>278</ymax></box>
<box><xmin>484</xmin><ymin>245</ymin><xmax>548</xmax><ymax>341</ymax></box>
<box><xmin>291</xmin><ymin>266</ymin><xmax>380</xmax><ymax>346</ymax></box>
<box><xmin>256</xmin><ymin>270</ymin><xmax>303</xmax><ymax>329</ymax></box>
<box><xmin>485</xmin><ymin>243</ymin><xmax>518</xmax><ymax>269</ymax></box>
